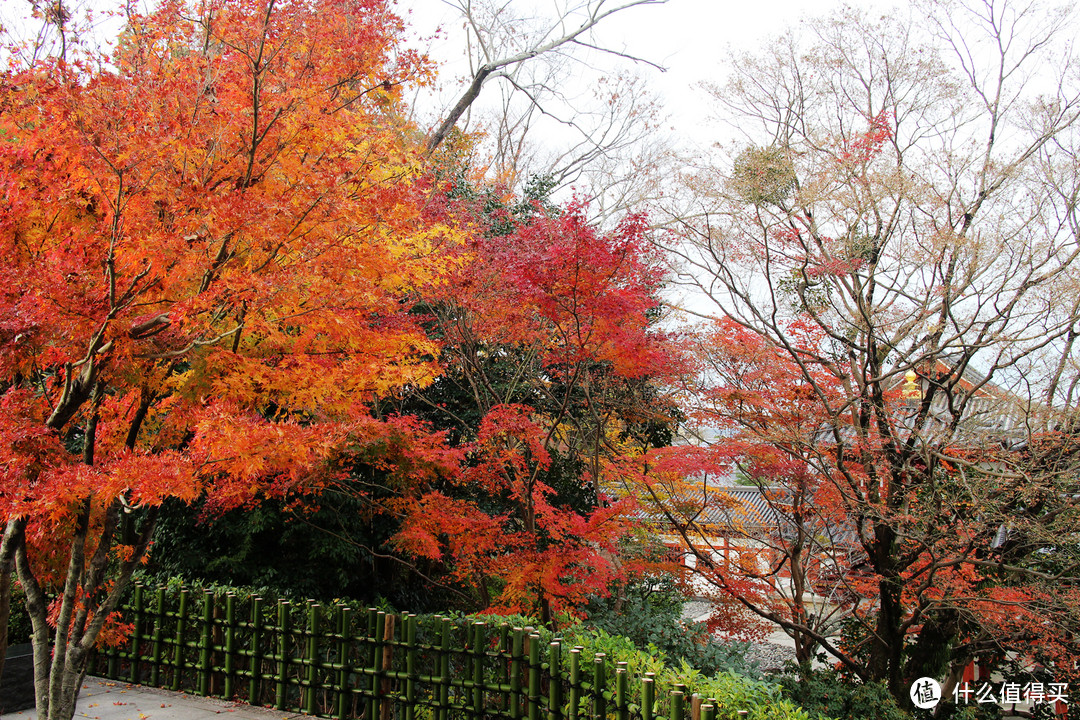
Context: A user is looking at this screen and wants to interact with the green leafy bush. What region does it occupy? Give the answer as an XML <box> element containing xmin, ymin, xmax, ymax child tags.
<box><xmin>778</xmin><ymin>668</ymin><xmax>907</xmax><ymax>720</ymax></box>
<box><xmin>5</xmin><ymin>581</ymin><xmax>33</xmax><ymax>645</ymax></box>
<box><xmin>462</xmin><ymin>613</ymin><xmax>815</xmax><ymax>720</ymax></box>
<box><xmin>581</xmin><ymin>574</ymin><xmax>761</xmax><ymax>679</ymax></box>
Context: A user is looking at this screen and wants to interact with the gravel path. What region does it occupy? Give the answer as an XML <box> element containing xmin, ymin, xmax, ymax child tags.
<box><xmin>742</xmin><ymin>642</ymin><xmax>798</xmax><ymax>673</ymax></box>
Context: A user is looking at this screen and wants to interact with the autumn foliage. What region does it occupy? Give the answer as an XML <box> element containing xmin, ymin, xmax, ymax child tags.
<box><xmin>0</xmin><ymin>2</ymin><xmax>687</xmax><ymax>716</ymax></box>
<box><xmin>380</xmin><ymin>195</ymin><xmax>681</xmax><ymax>621</ymax></box>
<box><xmin>0</xmin><ymin>0</ymin><xmax>447</xmax><ymax>716</ymax></box>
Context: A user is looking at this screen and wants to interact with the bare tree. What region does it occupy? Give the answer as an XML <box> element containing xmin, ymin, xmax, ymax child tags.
<box><xmin>654</xmin><ymin>0</ymin><xmax>1080</xmax><ymax>701</ymax></box>
<box><xmin>424</xmin><ymin>0</ymin><xmax>672</xmax><ymax>220</ymax></box>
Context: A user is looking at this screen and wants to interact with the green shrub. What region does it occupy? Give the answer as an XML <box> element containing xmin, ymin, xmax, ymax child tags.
<box><xmin>462</xmin><ymin>615</ymin><xmax>815</xmax><ymax>720</ymax></box>
<box><xmin>581</xmin><ymin>574</ymin><xmax>761</xmax><ymax>679</ymax></box>
<box><xmin>5</xmin><ymin>581</ymin><xmax>33</xmax><ymax>645</ymax></box>
<box><xmin>778</xmin><ymin>667</ymin><xmax>907</xmax><ymax>720</ymax></box>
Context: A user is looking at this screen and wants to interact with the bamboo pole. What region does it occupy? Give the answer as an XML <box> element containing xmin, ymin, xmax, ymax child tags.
<box><xmin>198</xmin><ymin>590</ymin><xmax>214</xmax><ymax>696</ymax></box>
<box><xmin>249</xmin><ymin>597</ymin><xmax>263</xmax><ymax>704</ymax></box>
<box><xmin>616</xmin><ymin>664</ymin><xmax>628</xmax><ymax>720</ymax></box>
<box><xmin>642</xmin><ymin>674</ymin><xmax>654</xmax><ymax>720</ymax></box>
<box><xmin>128</xmin><ymin>584</ymin><xmax>144</xmax><ymax>684</ymax></box>
<box><xmin>547</xmin><ymin>641</ymin><xmax>562</xmax><ymax>720</ymax></box>
<box><xmin>171</xmin><ymin>588</ymin><xmax>189</xmax><ymax>692</ymax></box>
<box><xmin>527</xmin><ymin>633</ymin><xmax>541</xmax><ymax>720</ymax></box>
<box><xmin>437</xmin><ymin>617</ymin><xmax>451</xmax><ymax>720</ymax></box>
<box><xmin>275</xmin><ymin>600</ymin><xmax>290</xmax><ymax>711</ymax></box>
<box><xmin>404</xmin><ymin>614</ymin><xmax>417</xmax><ymax>720</ymax></box>
<box><xmin>305</xmin><ymin>603</ymin><xmax>320</xmax><ymax>715</ymax></box>
<box><xmin>470</xmin><ymin>621</ymin><xmax>485</xmax><ymax>718</ymax></box>
<box><xmin>380</xmin><ymin>613</ymin><xmax>396</xmax><ymax>720</ymax></box>
<box><xmin>510</xmin><ymin>628</ymin><xmax>523</xmax><ymax>720</ymax></box>
<box><xmin>670</xmin><ymin>690</ymin><xmax>685</xmax><ymax>720</ymax></box>
<box><xmin>224</xmin><ymin>594</ymin><xmax>236</xmax><ymax>699</ymax></box>
<box><xmin>150</xmin><ymin>586</ymin><xmax>165</xmax><ymax>688</ymax></box>
<box><xmin>568</xmin><ymin>648</ymin><xmax>581</xmax><ymax>720</ymax></box>
<box><xmin>335</xmin><ymin>605</ymin><xmax>351</xmax><ymax>720</ymax></box>
<box><xmin>592</xmin><ymin>654</ymin><xmax>606</xmax><ymax>720</ymax></box>
<box><xmin>368</xmin><ymin>611</ymin><xmax>384</xmax><ymax>720</ymax></box>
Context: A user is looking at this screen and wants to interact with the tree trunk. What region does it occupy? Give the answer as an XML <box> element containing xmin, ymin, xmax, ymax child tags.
<box><xmin>0</xmin><ymin>518</ymin><xmax>22</xmax><ymax>686</ymax></box>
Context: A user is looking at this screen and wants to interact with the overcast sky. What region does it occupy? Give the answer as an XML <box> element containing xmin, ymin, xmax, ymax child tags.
<box><xmin>1</xmin><ymin>0</ymin><xmax>891</xmax><ymax>142</ymax></box>
<box><xmin>400</xmin><ymin>0</ymin><xmax>894</xmax><ymax>145</ymax></box>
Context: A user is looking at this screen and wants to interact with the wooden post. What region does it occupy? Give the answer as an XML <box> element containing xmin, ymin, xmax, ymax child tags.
<box><xmin>249</xmin><ymin>597</ymin><xmax>263</xmax><ymax>705</ymax></box>
<box><xmin>691</xmin><ymin>693</ymin><xmax>701</xmax><ymax>720</ymax></box>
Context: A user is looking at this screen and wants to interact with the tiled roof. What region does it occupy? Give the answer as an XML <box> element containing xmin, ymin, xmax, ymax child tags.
<box><xmin>643</xmin><ymin>482</ymin><xmax>789</xmax><ymax>533</ymax></box>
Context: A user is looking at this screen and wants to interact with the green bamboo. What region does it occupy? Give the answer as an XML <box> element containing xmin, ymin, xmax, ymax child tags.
<box><xmin>496</xmin><ymin>623</ymin><xmax>509</xmax><ymax>714</ymax></box>
<box><xmin>96</xmin><ymin>581</ymin><xmax>797</xmax><ymax>720</ymax></box>
<box><xmin>404</xmin><ymin>614</ymin><xmax>417</xmax><ymax>720</ymax></box>
<box><xmin>527</xmin><ymin>633</ymin><xmax>541</xmax><ymax>720</ymax></box>
<box><xmin>616</xmin><ymin>665</ymin><xmax>628</xmax><ymax>720</ymax></box>
<box><xmin>305</xmin><ymin>603</ymin><xmax>320</xmax><ymax>715</ymax></box>
<box><xmin>471</xmin><ymin>621</ymin><xmax>485</xmax><ymax>718</ymax></box>
<box><xmin>171</xmin><ymin>588</ymin><xmax>189</xmax><ymax>692</ymax></box>
<box><xmin>276</xmin><ymin>600</ymin><xmax>291</xmax><ymax>711</ymax></box>
<box><xmin>592</xmin><ymin>654</ymin><xmax>606</xmax><ymax>720</ymax></box>
<box><xmin>642</xmin><ymin>675</ymin><xmax>654</xmax><ymax>720</ymax></box>
<box><xmin>437</xmin><ymin>617</ymin><xmax>451</xmax><ymax>720</ymax></box>
<box><xmin>379</xmin><ymin>613</ymin><xmax>396</xmax><ymax>720</ymax></box>
<box><xmin>150</xmin><ymin>586</ymin><xmax>165</xmax><ymax>687</ymax></box>
<box><xmin>670</xmin><ymin>690</ymin><xmax>685</xmax><ymax>720</ymax></box>
<box><xmin>510</xmin><ymin>628</ymin><xmax>523</xmax><ymax>719</ymax></box>
<box><xmin>568</xmin><ymin>648</ymin><xmax>581</xmax><ymax>720</ymax></box>
<box><xmin>546</xmin><ymin>641</ymin><xmax>562</xmax><ymax>720</ymax></box>
<box><xmin>198</xmin><ymin>590</ymin><xmax>214</xmax><ymax>696</ymax></box>
<box><xmin>223</xmin><ymin>594</ymin><xmax>236</xmax><ymax>698</ymax></box>
<box><xmin>249</xmin><ymin>597</ymin><xmax>263</xmax><ymax>704</ymax></box>
<box><xmin>128</xmin><ymin>584</ymin><xmax>144</xmax><ymax>683</ymax></box>
<box><xmin>368</xmin><ymin>611</ymin><xmax>384</xmax><ymax>720</ymax></box>
<box><xmin>336</xmin><ymin>605</ymin><xmax>351</xmax><ymax>720</ymax></box>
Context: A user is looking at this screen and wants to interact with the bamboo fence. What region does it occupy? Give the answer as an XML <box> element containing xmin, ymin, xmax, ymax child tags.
<box><xmin>91</xmin><ymin>584</ymin><xmax>746</xmax><ymax>720</ymax></box>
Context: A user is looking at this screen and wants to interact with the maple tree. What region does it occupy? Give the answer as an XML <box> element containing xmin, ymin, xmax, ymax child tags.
<box><xmin>0</xmin><ymin>0</ymin><xmax>451</xmax><ymax>716</ymax></box>
<box><xmin>654</xmin><ymin>0</ymin><xmax>1080</xmax><ymax>704</ymax></box>
<box><xmin>379</xmin><ymin>183</ymin><xmax>685</xmax><ymax>624</ymax></box>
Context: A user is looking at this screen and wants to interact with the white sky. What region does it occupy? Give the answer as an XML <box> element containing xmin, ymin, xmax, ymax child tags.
<box><xmin>2</xmin><ymin>0</ymin><xmax>891</xmax><ymax>151</ymax></box>
<box><xmin>398</xmin><ymin>0</ymin><xmax>894</xmax><ymax>149</ymax></box>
